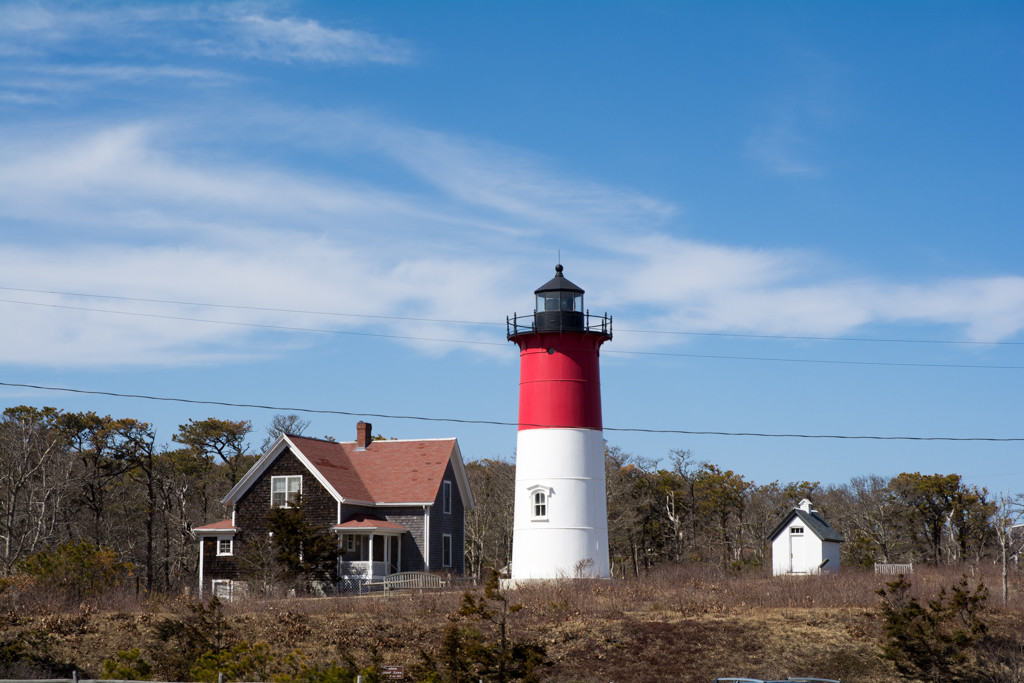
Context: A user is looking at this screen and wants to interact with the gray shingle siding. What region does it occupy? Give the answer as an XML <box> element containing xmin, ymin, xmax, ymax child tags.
<box><xmin>427</xmin><ymin>461</ymin><xmax>465</xmax><ymax>574</ymax></box>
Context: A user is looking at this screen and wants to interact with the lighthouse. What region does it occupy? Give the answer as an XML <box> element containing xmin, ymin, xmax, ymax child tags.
<box><xmin>507</xmin><ymin>264</ymin><xmax>612</xmax><ymax>580</ymax></box>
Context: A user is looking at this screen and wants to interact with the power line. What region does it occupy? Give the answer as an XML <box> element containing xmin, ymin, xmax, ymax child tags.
<box><xmin>2</xmin><ymin>297</ymin><xmax>1021</xmax><ymax>370</ymax></box>
<box><xmin>0</xmin><ymin>286</ymin><xmax>505</xmax><ymax>327</ymax></box>
<box><xmin>0</xmin><ymin>298</ymin><xmax>504</xmax><ymax>347</ymax></box>
<box><xmin>2</xmin><ymin>380</ymin><xmax>1022</xmax><ymax>442</ymax></box>
<box><xmin>3</xmin><ymin>285</ymin><xmax>1020</xmax><ymax>346</ymax></box>
<box><xmin>617</xmin><ymin>327</ymin><xmax>1024</xmax><ymax>346</ymax></box>
<box><xmin>607</xmin><ymin>349</ymin><xmax>1024</xmax><ymax>370</ymax></box>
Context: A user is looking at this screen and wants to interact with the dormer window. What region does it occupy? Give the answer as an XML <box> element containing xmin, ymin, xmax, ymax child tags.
<box><xmin>271</xmin><ymin>475</ymin><xmax>301</xmax><ymax>507</ymax></box>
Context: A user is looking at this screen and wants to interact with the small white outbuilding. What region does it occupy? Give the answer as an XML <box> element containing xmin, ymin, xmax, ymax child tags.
<box><xmin>769</xmin><ymin>499</ymin><xmax>844</xmax><ymax>576</ymax></box>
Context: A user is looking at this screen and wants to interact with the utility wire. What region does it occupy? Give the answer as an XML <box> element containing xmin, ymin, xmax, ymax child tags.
<box><xmin>1</xmin><ymin>381</ymin><xmax>1022</xmax><ymax>442</ymax></box>
<box><xmin>1</xmin><ymin>298</ymin><xmax>1021</xmax><ymax>370</ymax></box>
<box><xmin>0</xmin><ymin>298</ymin><xmax>503</xmax><ymax>347</ymax></box>
<box><xmin>605</xmin><ymin>349</ymin><xmax>1024</xmax><ymax>370</ymax></box>
<box><xmin>2</xmin><ymin>285</ymin><xmax>1021</xmax><ymax>346</ymax></box>
<box><xmin>0</xmin><ymin>286</ymin><xmax>504</xmax><ymax>327</ymax></box>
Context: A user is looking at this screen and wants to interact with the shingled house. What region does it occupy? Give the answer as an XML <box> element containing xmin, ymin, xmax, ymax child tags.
<box><xmin>194</xmin><ymin>422</ymin><xmax>473</xmax><ymax>599</ymax></box>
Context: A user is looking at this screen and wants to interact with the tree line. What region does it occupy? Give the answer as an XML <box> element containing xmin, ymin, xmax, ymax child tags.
<box><xmin>2</xmin><ymin>404</ymin><xmax>1022</xmax><ymax>598</ymax></box>
<box><xmin>466</xmin><ymin>447</ymin><xmax>1024</xmax><ymax>582</ymax></box>
<box><xmin>0</xmin><ymin>405</ymin><xmax>312</xmax><ymax>593</ymax></box>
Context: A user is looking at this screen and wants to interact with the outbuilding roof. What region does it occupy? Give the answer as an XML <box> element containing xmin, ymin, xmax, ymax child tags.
<box><xmin>769</xmin><ymin>507</ymin><xmax>845</xmax><ymax>544</ymax></box>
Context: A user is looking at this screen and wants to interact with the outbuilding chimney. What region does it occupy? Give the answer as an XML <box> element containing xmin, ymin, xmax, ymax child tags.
<box><xmin>356</xmin><ymin>421</ymin><xmax>372</xmax><ymax>449</ymax></box>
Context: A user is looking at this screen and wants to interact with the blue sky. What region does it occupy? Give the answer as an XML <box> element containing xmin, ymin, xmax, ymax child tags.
<box><xmin>1</xmin><ymin>1</ymin><xmax>1022</xmax><ymax>496</ymax></box>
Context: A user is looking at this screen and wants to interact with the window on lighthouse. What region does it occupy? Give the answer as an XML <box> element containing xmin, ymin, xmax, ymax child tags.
<box><xmin>532</xmin><ymin>491</ymin><xmax>547</xmax><ymax>519</ymax></box>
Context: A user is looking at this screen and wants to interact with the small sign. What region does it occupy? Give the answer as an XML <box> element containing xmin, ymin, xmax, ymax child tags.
<box><xmin>381</xmin><ymin>665</ymin><xmax>405</xmax><ymax>680</ymax></box>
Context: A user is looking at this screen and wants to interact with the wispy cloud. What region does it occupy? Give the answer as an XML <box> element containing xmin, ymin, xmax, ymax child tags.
<box><xmin>746</xmin><ymin>116</ymin><xmax>823</xmax><ymax>177</ymax></box>
<box><xmin>0</xmin><ymin>2</ymin><xmax>414</xmax><ymax>65</ymax></box>
<box><xmin>745</xmin><ymin>50</ymin><xmax>847</xmax><ymax>177</ymax></box>
<box><xmin>0</xmin><ymin>110</ymin><xmax>1021</xmax><ymax>369</ymax></box>
<box><xmin>206</xmin><ymin>12</ymin><xmax>414</xmax><ymax>64</ymax></box>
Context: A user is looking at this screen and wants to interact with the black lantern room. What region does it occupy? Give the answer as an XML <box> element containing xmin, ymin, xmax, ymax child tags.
<box><xmin>507</xmin><ymin>264</ymin><xmax>612</xmax><ymax>339</ymax></box>
<box><xmin>534</xmin><ymin>264</ymin><xmax>584</xmax><ymax>332</ymax></box>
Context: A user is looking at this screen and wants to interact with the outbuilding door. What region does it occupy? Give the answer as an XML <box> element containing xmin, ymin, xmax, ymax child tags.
<box><xmin>788</xmin><ymin>525</ymin><xmax>805</xmax><ymax>573</ymax></box>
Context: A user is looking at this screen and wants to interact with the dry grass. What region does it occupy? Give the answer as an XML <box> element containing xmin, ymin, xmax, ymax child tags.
<box><xmin>3</xmin><ymin>563</ymin><xmax>1023</xmax><ymax>681</ymax></box>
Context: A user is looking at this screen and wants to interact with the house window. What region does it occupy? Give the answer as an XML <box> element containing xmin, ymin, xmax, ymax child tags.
<box><xmin>532</xmin><ymin>490</ymin><xmax>547</xmax><ymax>519</ymax></box>
<box><xmin>212</xmin><ymin>579</ymin><xmax>232</xmax><ymax>601</ymax></box>
<box><xmin>271</xmin><ymin>475</ymin><xmax>301</xmax><ymax>507</ymax></box>
<box><xmin>442</xmin><ymin>534</ymin><xmax>452</xmax><ymax>568</ymax></box>
<box><xmin>791</xmin><ymin>526</ymin><xmax>804</xmax><ymax>535</ymax></box>
<box><xmin>217</xmin><ymin>538</ymin><xmax>233</xmax><ymax>556</ymax></box>
<box><xmin>443</xmin><ymin>480</ymin><xmax>452</xmax><ymax>514</ymax></box>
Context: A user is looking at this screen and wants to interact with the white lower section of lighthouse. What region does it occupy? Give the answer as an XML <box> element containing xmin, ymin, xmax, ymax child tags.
<box><xmin>510</xmin><ymin>428</ymin><xmax>610</xmax><ymax>580</ymax></box>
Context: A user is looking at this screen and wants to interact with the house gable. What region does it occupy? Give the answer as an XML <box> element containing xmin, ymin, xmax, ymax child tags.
<box><xmin>769</xmin><ymin>508</ymin><xmax>845</xmax><ymax>545</ymax></box>
<box><xmin>234</xmin><ymin>447</ymin><xmax>339</xmax><ymax>536</ymax></box>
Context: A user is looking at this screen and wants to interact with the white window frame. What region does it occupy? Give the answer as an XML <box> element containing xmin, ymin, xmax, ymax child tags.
<box><xmin>790</xmin><ymin>526</ymin><xmax>805</xmax><ymax>535</ymax></box>
<box><xmin>531</xmin><ymin>490</ymin><xmax>548</xmax><ymax>520</ymax></box>
<box><xmin>216</xmin><ymin>537</ymin><xmax>233</xmax><ymax>556</ymax></box>
<box><xmin>442</xmin><ymin>533</ymin><xmax>452</xmax><ymax>568</ymax></box>
<box><xmin>443</xmin><ymin>480</ymin><xmax>452</xmax><ymax>514</ymax></box>
<box><xmin>271</xmin><ymin>475</ymin><xmax>302</xmax><ymax>507</ymax></box>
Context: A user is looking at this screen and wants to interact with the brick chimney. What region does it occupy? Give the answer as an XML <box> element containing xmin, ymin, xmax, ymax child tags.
<box><xmin>356</xmin><ymin>421</ymin><xmax>372</xmax><ymax>449</ymax></box>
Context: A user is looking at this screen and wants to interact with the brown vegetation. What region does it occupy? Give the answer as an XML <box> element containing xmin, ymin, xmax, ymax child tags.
<box><xmin>2</xmin><ymin>563</ymin><xmax>1023</xmax><ymax>682</ymax></box>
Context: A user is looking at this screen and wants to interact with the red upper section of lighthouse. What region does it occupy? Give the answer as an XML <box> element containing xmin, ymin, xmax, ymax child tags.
<box><xmin>514</xmin><ymin>331</ymin><xmax>608</xmax><ymax>431</ymax></box>
<box><xmin>507</xmin><ymin>265</ymin><xmax>612</xmax><ymax>432</ymax></box>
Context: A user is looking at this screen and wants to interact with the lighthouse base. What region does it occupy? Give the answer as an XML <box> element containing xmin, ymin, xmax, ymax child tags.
<box><xmin>510</xmin><ymin>428</ymin><xmax>610</xmax><ymax>581</ymax></box>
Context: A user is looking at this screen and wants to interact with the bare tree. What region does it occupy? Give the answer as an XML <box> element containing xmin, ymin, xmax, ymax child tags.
<box><xmin>0</xmin><ymin>406</ymin><xmax>73</xmax><ymax>572</ymax></box>
<box><xmin>464</xmin><ymin>458</ymin><xmax>515</xmax><ymax>578</ymax></box>
<box><xmin>994</xmin><ymin>492</ymin><xmax>1024</xmax><ymax>605</ymax></box>
<box><xmin>260</xmin><ymin>414</ymin><xmax>311</xmax><ymax>452</ymax></box>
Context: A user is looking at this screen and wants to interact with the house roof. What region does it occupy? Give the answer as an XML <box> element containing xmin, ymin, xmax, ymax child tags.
<box><xmin>289</xmin><ymin>435</ymin><xmax>456</xmax><ymax>504</ymax></box>
<box><xmin>221</xmin><ymin>432</ymin><xmax>475</xmax><ymax>510</ymax></box>
<box><xmin>194</xmin><ymin>519</ymin><xmax>236</xmax><ymax>532</ymax></box>
<box><xmin>769</xmin><ymin>508</ymin><xmax>845</xmax><ymax>544</ymax></box>
<box><xmin>333</xmin><ymin>513</ymin><xmax>408</xmax><ymax>532</ymax></box>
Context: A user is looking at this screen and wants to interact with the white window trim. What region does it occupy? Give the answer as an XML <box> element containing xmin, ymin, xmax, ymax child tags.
<box><xmin>790</xmin><ymin>526</ymin><xmax>805</xmax><ymax>535</ymax></box>
<box><xmin>442</xmin><ymin>533</ymin><xmax>452</xmax><ymax>568</ymax></box>
<box><xmin>216</xmin><ymin>537</ymin><xmax>233</xmax><ymax>556</ymax></box>
<box><xmin>532</xmin><ymin>491</ymin><xmax>548</xmax><ymax>520</ymax></box>
<box><xmin>527</xmin><ymin>484</ymin><xmax>551</xmax><ymax>521</ymax></box>
<box><xmin>271</xmin><ymin>474</ymin><xmax>302</xmax><ymax>507</ymax></box>
<box><xmin>443</xmin><ymin>480</ymin><xmax>452</xmax><ymax>514</ymax></box>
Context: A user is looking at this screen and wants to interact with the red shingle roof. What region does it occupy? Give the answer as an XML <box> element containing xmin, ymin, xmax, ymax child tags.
<box><xmin>289</xmin><ymin>435</ymin><xmax>456</xmax><ymax>505</ymax></box>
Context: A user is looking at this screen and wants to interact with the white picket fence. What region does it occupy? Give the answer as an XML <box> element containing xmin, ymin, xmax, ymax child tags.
<box><xmin>874</xmin><ymin>562</ymin><xmax>913</xmax><ymax>575</ymax></box>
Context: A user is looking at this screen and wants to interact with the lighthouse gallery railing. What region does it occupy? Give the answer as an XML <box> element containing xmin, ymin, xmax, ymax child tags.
<box><xmin>506</xmin><ymin>311</ymin><xmax>612</xmax><ymax>339</ymax></box>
